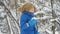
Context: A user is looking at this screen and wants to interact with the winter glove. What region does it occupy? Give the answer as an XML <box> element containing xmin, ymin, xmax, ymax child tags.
<box><xmin>28</xmin><ymin>17</ymin><xmax>38</xmax><ymax>26</ymax></box>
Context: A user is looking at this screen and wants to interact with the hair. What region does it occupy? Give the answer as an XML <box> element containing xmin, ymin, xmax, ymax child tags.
<box><xmin>17</xmin><ymin>2</ymin><xmax>34</xmax><ymax>12</ymax></box>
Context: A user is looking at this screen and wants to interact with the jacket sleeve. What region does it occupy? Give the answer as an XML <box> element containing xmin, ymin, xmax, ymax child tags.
<box><xmin>34</xmin><ymin>27</ymin><xmax>38</xmax><ymax>34</ymax></box>
<box><xmin>20</xmin><ymin>14</ymin><xmax>30</xmax><ymax>30</ymax></box>
<box><xmin>28</xmin><ymin>18</ymin><xmax>37</xmax><ymax>26</ymax></box>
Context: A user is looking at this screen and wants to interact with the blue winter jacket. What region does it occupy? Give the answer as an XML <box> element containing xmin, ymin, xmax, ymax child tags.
<box><xmin>20</xmin><ymin>11</ymin><xmax>38</xmax><ymax>34</ymax></box>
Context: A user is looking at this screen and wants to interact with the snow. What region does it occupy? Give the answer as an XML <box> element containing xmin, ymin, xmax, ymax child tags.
<box><xmin>0</xmin><ymin>0</ymin><xmax>60</xmax><ymax>34</ymax></box>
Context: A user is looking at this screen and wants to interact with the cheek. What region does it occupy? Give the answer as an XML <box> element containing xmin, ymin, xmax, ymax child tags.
<box><xmin>31</xmin><ymin>9</ymin><xmax>34</xmax><ymax>12</ymax></box>
<box><xmin>29</xmin><ymin>8</ymin><xmax>34</xmax><ymax>12</ymax></box>
<box><xmin>32</xmin><ymin>8</ymin><xmax>34</xmax><ymax>11</ymax></box>
<box><xmin>30</xmin><ymin>11</ymin><xmax>34</xmax><ymax>12</ymax></box>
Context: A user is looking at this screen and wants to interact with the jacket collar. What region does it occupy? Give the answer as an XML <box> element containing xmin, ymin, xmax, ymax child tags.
<box><xmin>22</xmin><ymin>11</ymin><xmax>34</xmax><ymax>17</ymax></box>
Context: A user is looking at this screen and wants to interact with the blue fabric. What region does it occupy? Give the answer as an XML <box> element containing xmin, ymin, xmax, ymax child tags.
<box><xmin>20</xmin><ymin>11</ymin><xmax>38</xmax><ymax>34</ymax></box>
<box><xmin>28</xmin><ymin>18</ymin><xmax>37</xmax><ymax>26</ymax></box>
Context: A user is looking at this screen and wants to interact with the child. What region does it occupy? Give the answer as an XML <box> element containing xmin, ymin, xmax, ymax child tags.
<box><xmin>18</xmin><ymin>2</ymin><xmax>38</xmax><ymax>34</ymax></box>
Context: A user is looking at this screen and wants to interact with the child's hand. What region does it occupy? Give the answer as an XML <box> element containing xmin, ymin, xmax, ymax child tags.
<box><xmin>28</xmin><ymin>17</ymin><xmax>38</xmax><ymax>26</ymax></box>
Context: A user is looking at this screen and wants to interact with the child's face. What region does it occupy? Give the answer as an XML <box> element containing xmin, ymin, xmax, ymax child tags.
<box><xmin>29</xmin><ymin>7</ymin><xmax>34</xmax><ymax>13</ymax></box>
